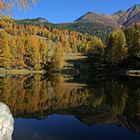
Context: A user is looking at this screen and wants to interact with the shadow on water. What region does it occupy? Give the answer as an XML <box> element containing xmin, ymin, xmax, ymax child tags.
<box><xmin>0</xmin><ymin>73</ymin><xmax>140</xmax><ymax>139</ymax></box>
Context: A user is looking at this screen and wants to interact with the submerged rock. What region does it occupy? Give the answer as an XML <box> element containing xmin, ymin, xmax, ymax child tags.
<box><xmin>0</xmin><ymin>102</ymin><xmax>14</xmax><ymax>140</ymax></box>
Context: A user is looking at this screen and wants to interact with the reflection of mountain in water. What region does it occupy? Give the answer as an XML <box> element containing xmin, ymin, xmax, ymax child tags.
<box><xmin>0</xmin><ymin>74</ymin><xmax>140</xmax><ymax>133</ymax></box>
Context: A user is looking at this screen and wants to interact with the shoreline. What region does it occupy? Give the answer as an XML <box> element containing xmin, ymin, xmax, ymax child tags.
<box><xmin>126</xmin><ymin>70</ymin><xmax>140</xmax><ymax>77</ymax></box>
<box><xmin>0</xmin><ymin>69</ymin><xmax>47</xmax><ymax>76</ymax></box>
<box><xmin>0</xmin><ymin>68</ymin><xmax>140</xmax><ymax>77</ymax></box>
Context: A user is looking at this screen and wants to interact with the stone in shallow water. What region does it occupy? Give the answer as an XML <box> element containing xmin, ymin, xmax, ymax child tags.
<box><xmin>0</xmin><ymin>102</ymin><xmax>14</xmax><ymax>140</ymax></box>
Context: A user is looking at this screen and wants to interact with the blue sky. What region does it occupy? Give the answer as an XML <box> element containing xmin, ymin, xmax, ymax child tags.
<box><xmin>12</xmin><ymin>0</ymin><xmax>140</xmax><ymax>23</ymax></box>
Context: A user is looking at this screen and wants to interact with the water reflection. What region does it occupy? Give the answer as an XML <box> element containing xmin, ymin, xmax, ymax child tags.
<box><xmin>0</xmin><ymin>74</ymin><xmax>140</xmax><ymax>139</ymax></box>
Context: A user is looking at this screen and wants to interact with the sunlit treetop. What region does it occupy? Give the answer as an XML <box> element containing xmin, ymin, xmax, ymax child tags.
<box><xmin>0</xmin><ymin>0</ymin><xmax>37</xmax><ymax>14</ymax></box>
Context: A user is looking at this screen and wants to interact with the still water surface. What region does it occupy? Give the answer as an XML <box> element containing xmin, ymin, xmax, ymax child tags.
<box><xmin>0</xmin><ymin>74</ymin><xmax>140</xmax><ymax>140</ymax></box>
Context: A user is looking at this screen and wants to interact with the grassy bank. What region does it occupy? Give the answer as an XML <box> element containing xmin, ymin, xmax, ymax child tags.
<box><xmin>4</xmin><ymin>69</ymin><xmax>47</xmax><ymax>75</ymax></box>
<box><xmin>0</xmin><ymin>68</ymin><xmax>5</xmax><ymax>77</ymax></box>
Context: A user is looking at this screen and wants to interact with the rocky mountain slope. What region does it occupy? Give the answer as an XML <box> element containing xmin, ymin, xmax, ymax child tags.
<box><xmin>75</xmin><ymin>11</ymin><xmax>119</xmax><ymax>27</ymax></box>
<box><xmin>75</xmin><ymin>4</ymin><xmax>140</xmax><ymax>27</ymax></box>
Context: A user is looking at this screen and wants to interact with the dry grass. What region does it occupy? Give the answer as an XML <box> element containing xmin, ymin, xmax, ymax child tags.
<box><xmin>64</xmin><ymin>53</ymin><xmax>87</xmax><ymax>60</ymax></box>
<box><xmin>1</xmin><ymin>53</ymin><xmax>86</xmax><ymax>75</ymax></box>
<box><xmin>0</xmin><ymin>68</ymin><xmax>5</xmax><ymax>77</ymax></box>
<box><xmin>5</xmin><ymin>69</ymin><xmax>47</xmax><ymax>75</ymax></box>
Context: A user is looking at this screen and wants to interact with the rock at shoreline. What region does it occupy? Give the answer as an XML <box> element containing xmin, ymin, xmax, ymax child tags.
<box><xmin>0</xmin><ymin>102</ymin><xmax>14</xmax><ymax>140</ymax></box>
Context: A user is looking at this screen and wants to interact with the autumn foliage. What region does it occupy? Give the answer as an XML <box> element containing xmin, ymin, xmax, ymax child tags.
<box><xmin>0</xmin><ymin>16</ymin><xmax>139</xmax><ymax>70</ymax></box>
<box><xmin>0</xmin><ymin>17</ymin><xmax>106</xmax><ymax>70</ymax></box>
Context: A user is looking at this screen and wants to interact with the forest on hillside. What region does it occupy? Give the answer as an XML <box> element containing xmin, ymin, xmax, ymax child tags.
<box><xmin>0</xmin><ymin>17</ymin><xmax>140</xmax><ymax>72</ymax></box>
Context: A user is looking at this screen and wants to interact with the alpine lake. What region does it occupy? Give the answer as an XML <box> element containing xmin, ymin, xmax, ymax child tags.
<box><xmin>0</xmin><ymin>73</ymin><xmax>140</xmax><ymax>140</ymax></box>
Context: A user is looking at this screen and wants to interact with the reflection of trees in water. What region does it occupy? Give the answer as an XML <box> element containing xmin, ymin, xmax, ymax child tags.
<box><xmin>124</xmin><ymin>79</ymin><xmax>140</xmax><ymax>117</ymax></box>
<box><xmin>0</xmin><ymin>75</ymin><xmax>91</xmax><ymax>115</ymax></box>
<box><xmin>104</xmin><ymin>80</ymin><xmax>128</xmax><ymax>115</ymax></box>
<box><xmin>0</xmin><ymin>75</ymin><xmax>139</xmax><ymax>132</ymax></box>
<box><xmin>121</xmin><ymin>79</ymin><xmax>140</xmax><ymax>133</ymax></box>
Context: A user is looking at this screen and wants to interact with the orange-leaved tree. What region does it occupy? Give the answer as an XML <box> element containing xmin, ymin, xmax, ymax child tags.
<box><xmin>0</xmin><ymin>0</ymin><xmax>37</xmax><ymax>14</ymax></box>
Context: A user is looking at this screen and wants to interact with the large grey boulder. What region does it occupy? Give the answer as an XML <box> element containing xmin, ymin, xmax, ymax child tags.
<box><xmin>0</xmin><ymin>102</ymin><xmax>14</xmax><ymax>140</ymax></box>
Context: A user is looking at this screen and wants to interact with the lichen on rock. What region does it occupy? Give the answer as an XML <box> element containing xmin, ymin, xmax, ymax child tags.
<box><xmin>0</xmin><ymin>102</ymin><xmax>14</xmax><ymax>140</ymax></box>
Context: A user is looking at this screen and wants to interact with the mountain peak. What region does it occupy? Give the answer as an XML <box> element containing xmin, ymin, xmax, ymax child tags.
<box><xmin>17</xmin><ymin>17</ymin><xmax>49</xmax><ymax>26</ymax></box>
<box><xmin>133</xmin><ymin>4</ymin><xmax>140</xmax><ymax>8</ymax></box>
<box><xmin>85</xmin><ymin>11</ymin><xmax>96</xmax><ymax>15</ymax></box>
<box><xmin>75</xmin><ymin>4</ymin><xmax>140</xmax><ymax>27</ymax></box>
<box><xmin>75</xmin><ymin>11</ymin><xmax>119</xmax><ymax>27</ymax></box>
<box><xmin>86</xmin><ymin>11</ymin><xmax>92</xmax><ymax>14</ymax></box>
<box><xmin>117</xmin><ymin>4</ymin><xmax>140</xmax><ymax>26</ymax></box>
<box><xmin>127</xmin><ymin>4</ymin><xmax>140</xmax><ymax>13</ymax></box>
<box><xmin>113</xmin><ymin>10</ymin><xmax>126</xmax><ymax>15</ymax></box>
<box><xmin>36</xmin><ymin>17</ymin><xmax>48</xmax><ymax>22</ymax></box>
